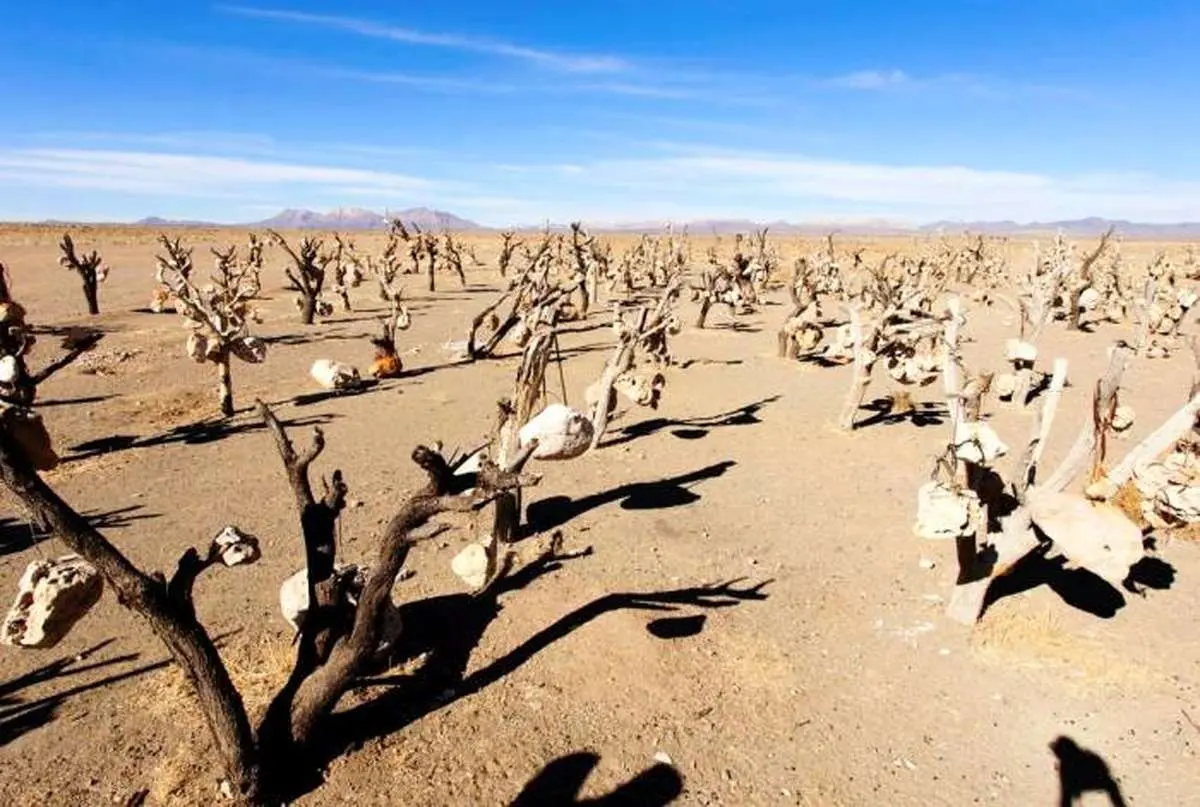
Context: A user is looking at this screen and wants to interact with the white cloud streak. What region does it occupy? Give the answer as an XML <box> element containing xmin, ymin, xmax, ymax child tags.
<box><xmin>220</xmin><ymin>5</ymin><xmax>627</xmax><ymax>73</ymax></box>
<box><xmin>488</xmin><ymin>148</ymin><xmax>1200</xmax><ymax>223</ymax></box>
<box><xmin>822</xmin><ymin>69</ymin><xmax>914</xmax><ymax>90</ymax></box>
<box><xmin>4</xmin><ymin>145</ymin><xmax>1198</xmax><ymax>225</ymax></box>
<box><xmin>0</xmin><ymin>149</ymin><xmax>439</xmax><ymax>197</ymax></box>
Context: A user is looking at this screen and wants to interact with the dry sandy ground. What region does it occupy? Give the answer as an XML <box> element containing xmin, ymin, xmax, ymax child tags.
<box><xmin>0</xmin><ymin>226</ymin><xmax>1197</xmax><ymax>806</ymax></box>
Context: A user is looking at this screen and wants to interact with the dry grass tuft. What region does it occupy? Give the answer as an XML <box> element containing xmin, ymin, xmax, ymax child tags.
<box><xmin>147</xmin><ymin>739</ymin><xmax>206</xmax><ymax>806</ymax></box>
<box><xmin>134</xmin><ymin>631</ymin><xmax>296</xmax><ymax>728</ymax></box>
<box><xmin>1167</xmin><ymin>521</ymin><xmax>1200</xmax><ymax>542</ymax></box>
<box><xmin>971</xmin><ymin>601</ymin><xmax>1158</xmax><ymax>692</ymax></box>
<box><xmin>1112</xmin><ymin>480</ymin><xmax>1147</xmax><ymax>526</ymax></box>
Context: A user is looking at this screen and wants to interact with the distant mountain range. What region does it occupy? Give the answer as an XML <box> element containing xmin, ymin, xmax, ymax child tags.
<box><xmin>133</xmin><ymin>206</ymin><xmax>482</xmax><ymax>231</ymax></box>
<box><xmin>68</xmin><ymin>208</ymin><xmax>1200</xmax><ymax>238</ymax></box>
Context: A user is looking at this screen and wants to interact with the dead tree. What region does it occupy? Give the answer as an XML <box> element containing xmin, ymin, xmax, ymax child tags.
<box><xmin>330</xmin><ymin>235</ymin><xmax>365</xmax><ymax>312</ymax></box>
<box><xmin>1064</xmin><ymin>226</ymin><xmax>1116</xmax><ymax>331</ymax></box>
<box><xmin>586</xmin><ymin>279</ymin><xmax>681</xmax><ymax>448</ymax></box>
<box><xmin>159</xmin><ymin>239</ymin><xmax>266</xmax><ymax>417</ymax></box>
<box><xmin>498</xmin><ymin>230</ymin><xmax>522</xmax><ymax>278</ymax></box>
<box><xmin>58</xmin><ymin>234</ymin><xmax>108</xmax><ymax>315</ymax></box>
<box><xmin>420</xmin><ymin>230</ymin><xmax>440</xmax><ymax>292</ymax></box>
<box><xmin>440</xmin><ymin>233</ymin><xmax>469</xmax><ymax>289</ymax></box>
<box><xmin>464</xmin><ymin>235</ymin><xmax>575</xmax><ymax>360</ymax></box>
<box><xmin>367</xmin><ymin>305</ymin><xmax>411</xmax><ymax>379</ymax></box>
<box><xmin>834</xmin><ymin>256</ymin><xmax>950</xmax><ymax>430</ymax></box>
<box><xmin>0</xmin><ymin>399</ymin><xmax>536</xmax><ymax>803</ymax></box>
<box><xmin>0</xmin><ymin>262</ymin><xmax>102</xmax><ymax>408</ymax></box>
<box><xmin>921</xmin><ymin>339</ymin><xmax>1186</xmax><ymax>624</ymax></box>
<box><xmin>692</xmin><ymin>246</ymin><xmax>751</xmax><ymax>328</ymax></box>
<box><xmin>268</xmin><ymin>230</ymin><xmax>332</xmax><ymax>325</ymax></box>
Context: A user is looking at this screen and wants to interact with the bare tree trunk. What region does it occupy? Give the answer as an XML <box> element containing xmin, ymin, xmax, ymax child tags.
<box><xmin>695</xmin><ymin>297</ymin><xmax>711</xmax><ymax>329</ymax></box>
<box><xmin>837</xmin><ymin>309</ymin><xmax>875</xmax><ymax>431</ymax></box>
<box><xmin>300</xmin><ymin>294</ymin><xmax>316</xmax><ymax>326</ymax></box>
<box><xmin>218</xmin><ymin>355</ymin><xmax>234</xmax><ymax>418</ymax></box>
<box><xmin>82</xmin><ymin>275</ymin><xmax>100</xmax><ymax>315</ymax></box>
<box><xmin>0</xmin><ymin>424</ymin><xmax>262</xmax><ymax>801</ymax></box>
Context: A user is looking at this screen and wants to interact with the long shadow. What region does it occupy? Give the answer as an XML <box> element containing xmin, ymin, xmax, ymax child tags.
<box><xmin>397</xmin><ymin>358</ymin><xmax>473</xmax><ymax>381</ymax></box>
<box><xmin>0</xmin><ymin>516</ymin><xmax>52</xmax><ymax>557</ymax></box>
<box><xmin>511</xmin><ymin>751</ymin><xmax>682</xmax><ymax>806</ymax></box>
<box><xmin>36</xmin><ymin>394</ymin><xmax>116</xmax><ymax>408</ymax></box>
<box><xmin>854</xmin><ymin>398</ymin><xmax>948</xmax><ymax>429</ymax></box>
<box><xmin>983</xmin><ymin>544</ymin><xmax>1175</xmax><ymax>619</ymax></box>
<box><xmin>1051</xmin><ymin>736</ymin><xmax>1128</xmax><ymax>806</ymax></box>
<box><xmin>84</xmin><ymin>504</ymin><xmax>161</xmax><ymax>531</ymax></box>
<box><xmin>604</xmin><ymin>397</ymin><xmax>778</xmax><ymax>449</ymax></box>
<box><xmin>262</xmin><ymin>331</ymin><xmax>369</xmax><ymax>347</ymax></box>
<box><xmin>0</xmin><ymin>640</ymin><xmax>170</xmax><ymax>745</ymax></box>
<box><xmin>65</xmin><ymin>412</ymin><xmax>339</xmax><ymax>461</ymax></box>
<box><xmin>677</xmin><ymin>358</ymin><xmax>744</xmax><ymax>369</ymax></box>
<box><xmin>291</xmin><ymin>379</ymin><xmax>384</xmax><ymax>407</ymax></box>
<box><xmin>309</xmin><ymin>571</ymin><xmax>768</xmax><ymax>801</ymax></box>
<box><xmin>525</xmin><ymin>461</ymin><xmax>736</xmax><ymax>536</ymax></box>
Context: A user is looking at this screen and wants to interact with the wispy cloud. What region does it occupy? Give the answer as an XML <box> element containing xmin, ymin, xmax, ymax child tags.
<box><xmin>484</xmin><ymin>146</ymin><xmax>1200</xmax><ymax>223</ymax></box>
<box><xmin>0</xmin><ymin>148</ymin><xmax>442</xmax><ymax>198</ymax></box>
<box><xmin>823</xmin><ymin>69</ymin><xmax>914</xmax><ymax>90</ymax></box>
<box><xmin>220</xmin><ymin>5</ymin><xmax>627</xmax><ymax>74</ymax></box>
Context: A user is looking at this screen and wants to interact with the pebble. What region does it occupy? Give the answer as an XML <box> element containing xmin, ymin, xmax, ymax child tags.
<box><xmin>918</xmin><ymin>558</ymin><xmax>936</xmax><ymax>570</ymax></box>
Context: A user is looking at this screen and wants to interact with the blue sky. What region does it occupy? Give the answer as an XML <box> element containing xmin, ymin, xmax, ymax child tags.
<box><xmin>1</xmin><ymin>1</ymin><xmax>1198</xmax><ymax>225</ymax></box>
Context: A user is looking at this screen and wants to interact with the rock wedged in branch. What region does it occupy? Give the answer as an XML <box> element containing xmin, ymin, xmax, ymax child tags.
<box><xmin>214</xmin><ymin>525</ymin><xmax>262</xmax><ymax>567</ymax></box>
<box><xmin>953</xmin><ymin>421</ymin><xmax>1009</xmax><ymax>466</ymax></box>
<box><xmin>2</xmin><ymin>554</ymin><xmax>103</xmax><ymax>649</ymax></box>
<box><xmin>1025</xmin><ymin>490</ymin><xmax>1145</xmax><ymax>586</ymax></box>
<box><xmin>451</xmin><ymin>538</ymin><xmax>494</xmax><ymax>589</ymax></box>
<box><xmin>518</xmin><ymin>403</ymin><xmax>593</xmax><ymax>461</ymax></box>
<box><xmin>914</xmin><ymin>481</ymin><xmax>982</xmax><ymax>540</ymax></box>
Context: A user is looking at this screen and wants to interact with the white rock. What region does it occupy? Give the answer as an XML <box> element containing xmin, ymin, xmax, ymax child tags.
<box><xmin>1179</xmin><ymin>289</ymin><xmax>1199</xmax><ymax>310</ymax></box>
<box><xmin>230</xmin><ymin>336</ymin><xmax>267</xmax><ymax>364</ymax></box>
<box><xmin>279</xmin><ymin>564</ymin><xmax>402</xmax><ymax>651</ymax></box>
<box><xmin>310</xmin><ymin>359</ymin><xmax>362</xmax><ymax>390</ymax></box>
<box><xmin>0</xmin><ymin>355</ymin><xmax>18</xmax><ymax>385</ymax></box>
<box><xmin>1155</xmin><ymin>483</ymin><xmax>1200</xmax><ymax>524</ymax></box>
<box><xmin>518</xmin><ymin>403</ymin><xmax>594</xmax><ymax>460</ymax></box>
<box><xmin>993</xmin><ymin>373</ymin><xmax>1016</xmax><ymax>399</ymax></box>
<box><xmin>914</xmin><ymin>481</ymin><xmax>981</xmax><ymax>540</ymax></box>
<box><xmin>451</xmin><ymin>539</ymin><xmax>493</xmax><ymax>589</ymax></box>
<box><xmin>1005</xmin><ymin>339</ymin><xmax>1038</xmax><ymax>364</ymax></box>
<box><xmin>1078</xmin><ymin>287</ymin><xmax>1101</xmax><ymax>311</ymax></box>
<box><xmin>953</xmin><ymin>421</ymin><xmax>1009</xmax><ymax>465</ymax></box>
<box><xmin>1026</xmin><ymin>490</ymin><xmax>1145</xmax><ymax>586</ymax></box>
<box><xmin>186</xmin><ymin>331</ymin><xmax>209</xmax><ymax>363</ymax></box>
<box><xmin>1111</xmin><ymin>405</ymin><xmax>1135</xmax><ymax>433</ymax></box>
<box><xmin>2</xmin><ymin>555</ymin><xmax>103</xmax><ymax>649</ymax></box>
<box><xmin>213</xmin><ymin>525</ymin><xmax>261</xmax><ymax>567</ymax></box>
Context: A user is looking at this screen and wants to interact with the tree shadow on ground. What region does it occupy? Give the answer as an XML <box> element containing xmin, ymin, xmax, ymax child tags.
<box><xmin>303</xmin><ymin>559</ymin><xmax>768</xmax><ymax>801</ymax></box>
<box><xmin>604</xmin><ymin>397</ymin><xmax>778</xmax><ymax>449</ymax></box>
<box><xmin>0</xmin><ymin>516</ymin><xmax>52</xmax><ymax>557</ymax></box>
<box><xmin>0</xmin><ymin>640</ymin><xmax>171</xmax><ymax>746</ymax></box>
<box><xmin>854</xmin><ymin>397</ymin><xmax>948</xmax><ymax>429</ymax></box>
<box><xmin>982</xmin><ymin>542</ymin><xmax>1175</xmax><ymax>619</ymax></box>
<box><xmin>291</xmin><ymin>379</ymin><xmax>384</xmax><ymax>407</ymax></box>
<box><xmin>36</xmin><ymin>394</ymin><xmax>116</xmax><ymax>408</ymax></box>
<box><xmin>510</xmin><ymin>751</ymin><xmax>683</xmax><ymax>806</ymax></box>
<box><xmin>1051</xmin><ymin>736</ymin><xmax>1128</xmax><ymax>806</ymax></box>
<box><xmin>64</xmin><ymin>412</ymin><xmax>339</xmax><ymax>462</ymax></box>
<box><xmin>524</xmin><ymin>461</ymin><xmax>736</xmax><ymax>536</ymax></box>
